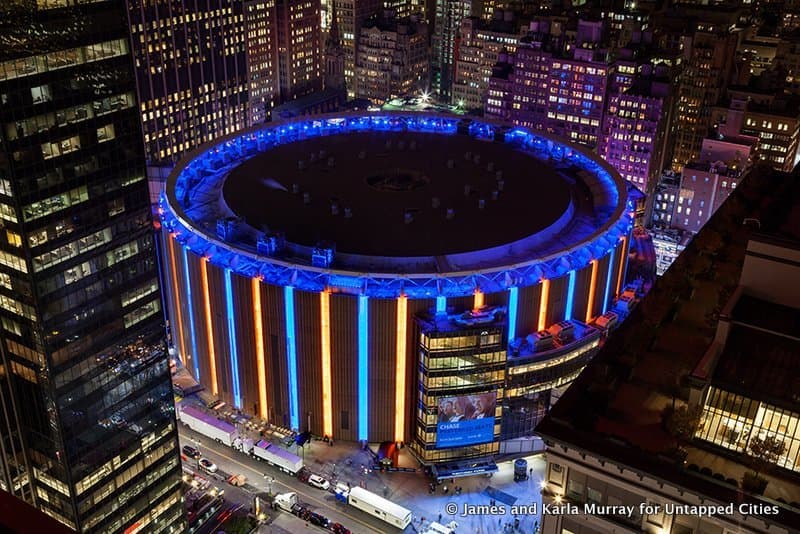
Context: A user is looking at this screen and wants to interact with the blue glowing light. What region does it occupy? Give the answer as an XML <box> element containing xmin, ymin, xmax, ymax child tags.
<box><xmin>224</xmin><ymin>269</ymin><xmax>242</xmax><ymax>408</ymax></box>
<box><xmin>436</xmin><ymin>295</ymin><xmax>447</xmax><ymax>314</ymax></box>
<box><xmin>507</xmin><ymin>287</ymin><xmax>518</xmax><ymax>341</ymax></box>
<box><xmin>162</xmin><ymin>114</ymin><xmax>634</xmax><ymax>299</ymax></box>
<box><xmin>603</xmin><ymin>251</ymin><xmax>614</xmax><ymax>314</ymax></box>
<box><xmin>358</xmin><ymin>295</ymin><xmax>369</xmax><ymax>442</ymax></box>
<box><xmin>565</xmin><ymin>270</ymin><xmax>576</xmax><ymax>321</ymax></box>
<box><xmin>284</xmin><ymin>286</ymin><xmax>300</xmax><ymax>430</ymax></box>
<box><xmin>182</xmin><ymin>247</ymin><xmax>201</xmax><ymax>380</ymax></box>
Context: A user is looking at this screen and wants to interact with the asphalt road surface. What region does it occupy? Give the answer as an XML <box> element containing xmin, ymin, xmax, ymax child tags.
<box><xmin>178</xmin><ymin>426</ymin><xmax>389</xmax><ymax>533</ymax></box>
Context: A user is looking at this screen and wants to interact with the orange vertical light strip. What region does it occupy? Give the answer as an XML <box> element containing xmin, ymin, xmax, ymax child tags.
<box><xmin>200</xmin><ymin>258</ymin><xmax>219</xmax><ymax>396</ymax></box>
<box><xmin>537</xmin><ymin>279</ymin><xmax>550</xmax><ymax>331</ymax></box>
<box><xmin>252</xmin><ymin>278</ymin><xmax>268</xmax><ymax>420</ymax></box>
<box><xmin>320</xmin><ymin>290</ymin><xmax>333</xmax><ymax>439</ymax></box>
<box><xmin>394</xmin><ymin>295</ymin><xmax>408</xmax><ymax>443</ymax></box>
<box><xmin>473</xmin><ymin>289</ymin><xmax>484</xmax><ymax>309</ymax></box>
<box><xmin>586</xmin><ymin>259</ymin><xmax>599</xmax><ymax>323</ymax></box>
<box><xmin>616</xmin><ymin>236</ymin><xmax>627</xmax><ymax>296</ymax></box>
<box><xmin>167</xmin><ymin>236</ymin><xmax>186</xmax><ymax>360</ymax></box>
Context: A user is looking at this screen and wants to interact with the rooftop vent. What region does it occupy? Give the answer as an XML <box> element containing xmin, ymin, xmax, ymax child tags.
<box><xmin>447</xmin><ymin>159</ymin><xmax>454</xmax><ymax>169</ymax></box>
<box><xmin>303</xmin><ymin>192</ymin><xmax>311</xmax><ymax>204</ymax></box>
<box><xmin>446</xmin><ymin>208</ymin><xmax>455</xmax><ymax>220</ymax></box>
<box><xmin>432</xmin><ymin>197</ymin><xmax>440</xmax><ymax>208</ymax></box>
<box><xmin>291</xmin><ymin>183</ymin><xmax>300</xmax><ymax>194</ymax></box>
<box><xmin>216</xmin><ymin>217</ymin><xmax>244</xmax><ymax>240</ymax></box>
<box><xmin>257</xmin><ymin>232</ymin><xmax>286</xmax><ymax>256</ymax></box>
<box><xmin>487</xmin><ymin>162</ymin><xmax>495</xmax><ymax>172</ymax></box>
<box><xmin>344</xmin><ymin>207</ymin><xmax>353</xmax><ymax>218</ymax></box>
<box><xmin>312</xmin><ymin>242</ymin><xmax>336</xmax><ymax>268</ymax></box>
<box><xmin>478</xmin><ymin>199</ymin><xmax>485</xmax><ymax>209</ymax></box>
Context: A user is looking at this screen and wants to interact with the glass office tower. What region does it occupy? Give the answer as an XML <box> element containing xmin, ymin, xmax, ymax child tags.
<box><xmin>0</xmin><ymin>2</ymin><xmax>185</xmax><ymax>532</ymax></box>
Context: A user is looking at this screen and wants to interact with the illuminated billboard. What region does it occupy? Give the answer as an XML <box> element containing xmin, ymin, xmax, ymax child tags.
<box><xmin>435</xmin><ymin>392</ymin><xmax>496</xmax><ymax>448</ymax></box>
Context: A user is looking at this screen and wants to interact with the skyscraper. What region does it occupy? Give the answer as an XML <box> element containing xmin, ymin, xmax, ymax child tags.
<box><xmin>355</xmin><ymin>11</ymin><xmax>429</xmax><ymax>104</ymax></box>
<box><xmin>335</xmin><ymin>0</ymin><xmax>383</xmax><ymax>97</ymax></box>
<box><xmin>0</xmin><ymin>2</ymin><xmax>184</xmax><ymax>532</ymax></box>
<box><xmin>277</xmin><ymin>0</ymin><xmax>324</xmax><ymax>101</ymax></box>
<box><xmin>128</xmin><ymin>0</ymin><xmax>278</xmax><ymax>203</ymax></box>
<box><xmin>432</xmin><ymin>0</ymin><xmax>474</xmax><ymax>102</ymax></box>
<box><xmin>452</xmin><ymin>12</ymin><xmax>523</xmax><ymax>112</ymax></box>
<box><xmin>671</xmin><ymin>24</ymin><xmax>738</xmax><ymax>171</ymax></box>
<box><xmin>599</xmin><ymin>73</ymin><xmax>671</xmax><ymax>195</ymax></box>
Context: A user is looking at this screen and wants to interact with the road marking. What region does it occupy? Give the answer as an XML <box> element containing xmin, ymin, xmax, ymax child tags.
<box><xmin>180</xmin><ymin>432</ymin><xmax>383</xmax><ymax>533</ymax></box>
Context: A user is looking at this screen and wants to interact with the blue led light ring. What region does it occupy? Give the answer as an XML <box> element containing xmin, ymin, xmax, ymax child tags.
<box><xmin>162</xmin><ymin>113</ymin><xmax>632</xmax><ymax>298</ymax></box>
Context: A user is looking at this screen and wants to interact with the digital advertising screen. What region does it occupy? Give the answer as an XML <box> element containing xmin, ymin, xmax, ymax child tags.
<box><xmin>435</xmin><ymin>392</ymin><xmax>497</xmax><ymax>448</ymax></box>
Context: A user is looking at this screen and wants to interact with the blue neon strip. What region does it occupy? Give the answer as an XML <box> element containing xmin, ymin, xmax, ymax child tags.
<box><xmin>436</xmin><ymin>295</ymin><xmax>446</xmax><ymax>314</ymax></box>
<box><xmin>284</xmin><ymin>286</ymin><xmax>300</xmax><ymax>430</ymax></box>
<box><xmin>507</xmin><ymin>287</ymin><xmax>518</xmax><ymax>342</ymax></box>
<box><xmin>225</xmin><ymin>270</ymin><xmax>242</xmax><ymax>408</ymax></box>
<box><xmin>603</xmin><ymin>252</ymin><xmax>614</xmax><ymax>314</ymax></box>
<box><xmin>565</xmin><ymin>270</ymin><xmax>576</xmax><ymax>321</ymax></box>
<box><xmin>358</xmin><ymin>295</ymin><xmax>369</xmax><ymax>442</ymax></box>
<box><xmin>182</xmin><ymin>248</ymin><xmax>201</xmax><ymax>380</ymax></box>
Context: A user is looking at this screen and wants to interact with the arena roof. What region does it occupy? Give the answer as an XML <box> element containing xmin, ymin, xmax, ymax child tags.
<box><xmin>222</xmin><ymin>131</ymin><xmax>573</xmax><ymax>257</ymax></box>
<box><xmin>161</xmin><ymin>113</ymin><xmax>634</xmax><ymax>298</ymax></box>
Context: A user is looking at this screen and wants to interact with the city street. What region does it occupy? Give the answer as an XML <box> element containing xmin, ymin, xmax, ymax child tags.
<box><xmin>178</xmin><ymin>424</ymin><xmax>546</xmax><ymax>533</ymax></box>
<box><xmin>178</xmin><ymin>426</ymin><xmax>387</xmax><ymax>533</ymax></box>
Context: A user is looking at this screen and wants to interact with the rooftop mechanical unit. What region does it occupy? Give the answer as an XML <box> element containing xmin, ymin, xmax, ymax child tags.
<box><xmin>216</xmin><ymin>216</ymin><xmax>244</xmax><ymax>240</ymax></box>
<box><xmin>312</xmin><ymin>242</ymin><xmax>336</xmax><ymax>268</ymax></box>
<box><xmin>257</xmin><ymin>232</ymin><xmax>286</xmax><ymax>256</ymax></box>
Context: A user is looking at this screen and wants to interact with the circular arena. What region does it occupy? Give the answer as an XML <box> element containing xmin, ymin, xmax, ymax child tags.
<box><xmin>159</xmin><ymin>113</ymin><xmax>634</xmax><ymax>462</ymax></box>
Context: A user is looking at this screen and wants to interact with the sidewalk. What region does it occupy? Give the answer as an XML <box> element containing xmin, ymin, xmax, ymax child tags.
<box><xmin>293</xmin><ymin>439</ymin><xmax>546</xmax><ymax>533</ymax></box>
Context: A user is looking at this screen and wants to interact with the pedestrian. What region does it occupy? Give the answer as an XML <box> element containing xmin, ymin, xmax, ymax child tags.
<box><xmin>529</xmin><ymin>467</ymin><xmax>533</xmax><ymax>477</ymax></box>
<box><xmin>443</xmin><ymin>485</ymin><xmax>448</xmax><ymax>494</ymax></box>
<box><xmin>498</xmin><ymin>518</ymin><xmax>502</xmax><ymax>526</ymax></box>
<box><xmin>438</xmin><ymin>513</ymin><xmax>442</xmax><ymax>522</ymax></box>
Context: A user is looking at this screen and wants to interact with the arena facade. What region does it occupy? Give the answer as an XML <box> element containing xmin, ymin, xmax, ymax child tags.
<box><xmin>159</xmin><ymin>113</ymin><xmax>635</xmax><ymax>466</ymax></box>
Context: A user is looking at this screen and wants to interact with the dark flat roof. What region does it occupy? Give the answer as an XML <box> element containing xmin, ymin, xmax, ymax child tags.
<box><xmin>732</xmin><ymin>293</ymin><xmax>800</xmax><ymax>338</ymax></box>
<box><xmin>222</xmin><ymin>131</ymin><xmax>573</xmax><ymax>256</ymax></box>
<box><xmin>712</xmin><ymin>323</ymin><xmax>800</xmax><ymax>410</ymax></box>
<box><xmin>537</xmin><ymin>163</ymin><xmax>800</xmax><ymax>530</ymax></box>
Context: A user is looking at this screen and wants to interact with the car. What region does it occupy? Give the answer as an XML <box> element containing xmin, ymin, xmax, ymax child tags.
<box><xmin>199</xmin><ymin>458</ymin><xmax>218</xmax><ymax>473</ymax></box>
<box><xmin>110</xmin><ymin>414</ymin><xmax>125</xmax><ymax>427</ymax></box>
<box><xmin>308</xmin><ymin>512</ymin><xmax>329</xmax><ymax>528</ymax></box>
<box><xmin>297</xmin><ymin>467</ymin><xmax>312</xmax><ymax>483</ymax></box>
<box><xmin>182</xmin><ymin>445</ymin><xmax>201</xmax><ymax>459</ymax></box>
<box><xmin>330</xmin><ymin>523</ymin><xmax>351</xmax><ymax>534</ymax></box>
<box><xmin>308</xmin><ymin>474</ymin><xmax>330</xmax><ymax>491</ymax></box>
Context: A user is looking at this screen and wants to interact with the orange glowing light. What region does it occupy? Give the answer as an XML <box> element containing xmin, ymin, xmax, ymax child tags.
<box><xmin>586</xmin><ymin>259</ymin><xmax>599</xmax><ymax>323</ymax></box>
<box><xmin>473</xmin><ymin>289</ymin><xmax>484</xmax><ymax>309</ymax></box>
<box><xmin>320</xmin><ymin>290</ymin><xmax>333</xmax><ymax>439</ymax></box>
<box><xmin>538</xmin><ymin>279</ymin><xmax>550</xmax><ymax>331</ymax></box>
<box><xmin>394</xmin><ymin>295</ymin><xmax>408</xmax><ymax>442</ymax></box>
<box><xmin>200</xmin><ymin>258</ymin><xmax>219</xmax><ymax>396</ymax></box>
<box><xmin>616</xmin><ymin>236</ymin><xmax>627</xmax><ymax>296</ymax></box>
<box><xmin>252</xmin><ymin>278</ymin><xmax>268</xmax><ymax>420</ymax></box>
<box><xmin>167</xmin><ymin>236</ymin><xmax>186</xmax><ymax>360</ymax></box>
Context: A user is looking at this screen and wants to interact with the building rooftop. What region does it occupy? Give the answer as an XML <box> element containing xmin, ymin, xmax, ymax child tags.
<box><xmin>537</xmin><ymin>163</ymin><xmax>800</xmax><ymax>530</ymax></box>
<box><xmin>162</xmin><ymin>114</ymin><xmax>633</xmax><ymax>298</ymax></box>
<box><xmin>222</xmin><ymin>130</ymin><xmax>572</xmax><ymax>256</ymax></box>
